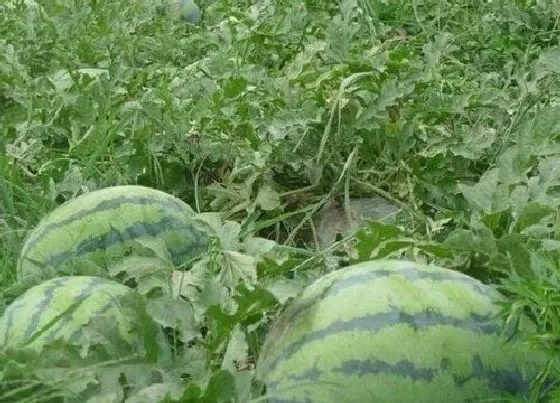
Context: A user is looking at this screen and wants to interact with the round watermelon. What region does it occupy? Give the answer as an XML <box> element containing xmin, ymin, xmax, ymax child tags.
<box><xmin>179</xmin><ymin>0</ymin><xmax>201</xmax><ymax>24</ymax></box>
<box><xmin>17</xmin><ymin>185</ymin><xmax>213</xmax><ymax>281</ymax></box>
<box><xmin>0</xmin><ymin>276</ymin><xmax>147</xmax><ymax>353</ymax></box>
<box><xmin>256</xmin><ymin>259</ymin><xmax>550</xmax><ymax>402</ymax></box>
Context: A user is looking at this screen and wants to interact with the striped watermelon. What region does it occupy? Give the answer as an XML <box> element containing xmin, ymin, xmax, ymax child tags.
<box><xmin>0</xmin><ymin>276</ymin><xmax>145</xmax><ymax>352</ymax></box>
<box><xmin>17</xmin><ymin>185</ymin><xmax>212</xmax><ymax>281</ymax></box>
<box><xmin>256</xmin><ymin>259</ymin><xmax>549</xmax><ymax>402</ymax></box>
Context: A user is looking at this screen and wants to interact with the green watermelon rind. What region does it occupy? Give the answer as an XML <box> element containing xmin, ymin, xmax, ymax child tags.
<box><xmin>17</xmin><ymin>185</ymin><xmax>212</xmax><ymax>281</ymax></box>
<box><xmin>0</xmin><ymin>276</ymin><xmax>141</xmax><ymax>351</ymax></box>
<box><xmin>256</xmin><ymin>259</ymin><xmax>549</xmax><ymax>402</ymax></box>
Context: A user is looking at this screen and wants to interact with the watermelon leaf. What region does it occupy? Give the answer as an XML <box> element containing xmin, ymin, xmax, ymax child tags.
<box><xmin>200</xmin><ymin>369</ymin><xmax>237</xmax><ymax>403</ymax></box>
<box><xmin>146</xmin><ymin>296</ymin><xmax>198</xmax><ymax>345</ymax></box>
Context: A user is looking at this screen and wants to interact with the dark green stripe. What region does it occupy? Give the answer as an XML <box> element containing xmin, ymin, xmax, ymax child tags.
<box><xmin>1</xmin><ymin>298</ymin><xmax>28</xmax><ymax>347</ymax></box>
<box><xmin>23</xmin><ymin>278</ymin><xmax>69</xmax><ymax>340</ymax></box>
<box><xmin>326</xmin><ymin>266</ymin><xmax>495</xmax><ymax>299</ymax></box>
<box><xmin>40</xmin><ymin>278</ymin><xmax>119</xmax><ymax>343</ymax></box>
<box><xmin>279</xmin><ymin>265</ymin><xmax>497</xmax><ymax>331</ymax></box>
<box><xmin>26</xmin><ymin>216</ymin><xmax>210</xmax><ymax>269</ymax></box>
<box><xmin>22</xmin><ymin>194</ymin><xmax>191</xmax><ymax>255</ymax></box>
<box><xmin>267</xmin><ymin>355</ymin><xmax>529</xmax><ymax>397</ymax></box>
<box><xmin>263</xmin><ymin>306</ymin><xmax>500</xmax><ymax>376</ymax></box>
<box><xmin>335</xmin><ymin>355</ymin><xmax>525</xmax><ymax>393</ymax></box>
<box><xmin>289</xmin><ymin>367</ymin><xmax>322</xmax><ymax>383</ymax></box>
<box><xmin>168</xmin><ymin>226</ymin><xmax>212</xmax><ymax>264</ymax></box>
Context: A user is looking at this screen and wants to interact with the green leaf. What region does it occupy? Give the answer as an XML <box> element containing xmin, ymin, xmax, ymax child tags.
<box><xmin>534</xmin><ymin>48</ymin><xmax>560</xmax><ymax>81</ymax></box>
<box><xmin>108</xmin><ymin>256</ymin><xmax>173</xmax><ymax>296</ymax></box>
<box><xmin>374</xmin><ymin>238</ymin><xmax>416</xmax><ymax>259</ymax></box>
<box><xmin>495</xmin><ymin>233</ymin><xmax>531</xmax><ymax>277</ymax></box>
<box><xmin>449</xmin><ymin>126</ymin><xmax>496</xmax><ymax>160</ymax></box>
<box><xmin>422</xmin><ymin>31</ymin><xmax>454</xmax><ymax>67</ymax></box>
<box><xmin>517</xmin><ymin>106</ymin><xmax>560</xmax><ymax>156</ymax></box>
<box><xmin>206</xmin><ymin>284</ymin><xmax>277</xmax><ymax>353</ymax></box>
<box><xmin>223</xmin><ymin>77</ymin><xmax>248</xmax><ymax>99</ymax></box>
<box><xmin>221</xmin><ymin>325</ymin><xmax>248</xmax><ymax>373</ymax></box>
<box><xmin>496</xmin><ymin>146</ymin><xmax>532</xmax><ymax>186</ymax></box>
<box><xmin>197</xmin><ymin>214</ymin><xmax>242</xmax><ymax>251</ymax></box>
<box><xmin>178</xmin><ymin>344</ymin><xmax>211</xmax><ymax>386</ymax></box>
<box><xmin>514</xmin><ymin>202</ymin><xmax>554</xmax><ymax>233</ymax></box>
<box><xmin>243</xmin><ymin>236</ymin><xmax>277</xmax><ymax>257</ymax></box>
<box><xmin>129</xmin><ymin>238</ymin><xmax>176</xmax><ymax>265</ymax></box>
<box><xmin>126</xmin><ymin>382</ymin><xmax>183</xmax><ymax>403</ymax></box>
<box><xmin>443</xmin><ymin>228</ymin><xmax>497</xmax><ymax>257</ymax></box>
<box><xmin>255</xmin><ymin>184</ymin><xmax>280</xmax><ymax>211</ymax></box>
<box><xmin>353</xmin><ymin>221</ymin><xmax>406</xmax><ymax>261</ymax></box>
<box><xmin>174</xmin><ymin>383</ymin><xmax>202</xmax><ymax>402</ymax></box>
<box><xmin>261</xmin><ymin>277</ymin><xmax>306</xmax><ymax>305</ymax></box>
<box><xmin>541</xmin><ymin>240</ymin><xmax>560</xmax><ymax>251</ymax></box>
<box><xmin>458</xmin><ymin>168</ymin><xmax>510</xmax><ymax>214</ymax></box>
<box><xmin>201</xmin><ymin>370</ymin><xmax>236</xmax><ymax>403</ymax></box>
<box><xmin>146</xmin><ymin>296</ymin><xmax>197</xmax><ymax>343</ymax></box>
<box><xmin>531</xmin><ymin>155</ymin><xmax>560</xmax><ymax>204</ymax></box>
<box><xmin>218</xmin><ymin>251</ymin><xmax>258</xmax><ymax>290</ymax></box>
<box><xmin>414</xmin><ymin>242</ymin><xmax>454</xmax><ymax>259</ymax></box>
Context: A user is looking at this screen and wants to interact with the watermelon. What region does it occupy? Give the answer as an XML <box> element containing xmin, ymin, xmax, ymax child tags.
<box><xmin>256</xmin><ymin>259</ymin><xmax>550</xmax><ymax>402</ymax></box>
<box><xmin>179</xmin><ymin>0</ymin><xmax>201</xmax><ymax>24</ymax></box>
<box><xmin>0</xmin><ymin>276</ymin><xmax>146</xmax><ymax>352</ymax></box>
<box><xmin>17</xmin><ymin>185</ymin><xmax>213</xmax><ymax>281</ymax></box>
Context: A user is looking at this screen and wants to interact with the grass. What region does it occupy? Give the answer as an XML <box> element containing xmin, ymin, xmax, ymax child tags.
<box><xmin>1</xmin><ymin>0</ymin><xmax>560</xmax><ymax>401</ymax></box>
